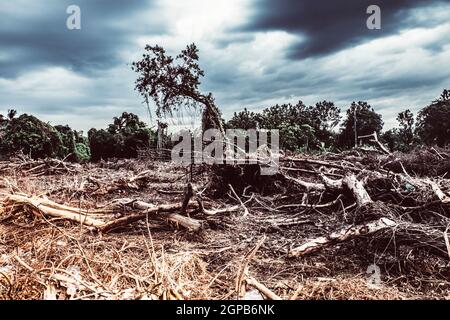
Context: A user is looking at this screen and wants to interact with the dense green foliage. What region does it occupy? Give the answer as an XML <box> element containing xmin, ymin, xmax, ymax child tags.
<box><xmin>226</xmin><ymin>101</ymin><xmax>340</xmax><ymax>151</ymax></box>
<box><xmin>227</xmin><ymin>90</ymin><xmax>450</xmax><ymax>152</ymax></box>
<box><xmin>226</xmin><ymin>108</ymin><xmax>261</xmax><ymax>130</ymax></box>
<box><xmin>2</xmin><ymin>90</ymin><xmax>449</xmax><ymax>161</ymax></box>
<box><xmin>88</xmin><ymin>112</ymin><xmax>155</xmax><ymax>161</ymax></box>
<box><xmin>0</xmin><ymin>113</ymin><xmax>65</xmax><ymax>159</ymax></box>
<box><xmin>337</xmin><ymin>101</ymin><xmax>384</xmax><ymax>148</ymax></box>
<box><xmin>0</xmin><ymin>113</ymin><xmax>90</xmax><ymax>161</ymax></box>
<box><xmin>54</xmin><ymin>125</ymin><xmax>91</xmax><ymax>162</ymax></box>
<box><xmin>382</xmin><ymin>109</ymin><xmax>416</xmax><ymax>152</ymax></box>
<box><xmin>416</xmin><ymin>90</ymin><xmax>450</xmax><ymax>147</ymax></box>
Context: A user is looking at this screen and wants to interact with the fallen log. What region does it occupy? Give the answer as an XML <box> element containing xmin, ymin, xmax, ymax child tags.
<box><xmin>342</xmin><ymin>174</ymin><xmax>372</xmax><ymax>207</ymax></box>
<box><xmin>245</xmin><ymin>276</ymin><xmax>282</xmax><ymax>300</ymax></box>
<box><xmin>280</xmin><ymin>157</ymin><xmax>361</xmax><ymax>172</ymax></box>
<box><xmin>99</xmin><ymin>199</ymin><xmax>202</xmax><ymax>233</ymax></box>
<box><xmin>2</xmin><ymin>194</ymin><xmax>105</xmax><ymax>227</ymax></box>
<box><xmin>289</xmin><ymin>217</ymin><xmax>397</xmax><ymax>257</ymax></box>
<box><xmin>1</xmin><ymin>194</ymin><xmax>203</xmax><ymax>233</ymax></box>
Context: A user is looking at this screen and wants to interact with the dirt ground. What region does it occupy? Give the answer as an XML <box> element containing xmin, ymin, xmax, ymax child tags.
<box><xmin>0</xmin><ymin>154</ymin><xmax>449</xmax><ymax>300</ymax></box>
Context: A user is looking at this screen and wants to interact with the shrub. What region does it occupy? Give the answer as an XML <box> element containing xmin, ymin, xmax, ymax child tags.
<box><xmin>0</xmin><ymin>114</ymin><xmax>65</xmax><ymax>159</ymax></box>
<box><xmin>88</xmin><ymin>113</ymin><xmax>154</xmax><ymax>161</ymax></box>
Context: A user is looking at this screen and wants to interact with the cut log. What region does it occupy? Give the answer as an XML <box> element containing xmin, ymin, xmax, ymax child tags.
<box><xmin>245</xmin><ymin>276</ymin><xmax>282</xmax><ymax>300</ymax></box>
<box><xmin>99</xmin><ymin>199</ymin><xmax>202</xmax><ymax>233</ymax></box>
<box><xmin>289</xmin><ymin>217</ymin><xmax>397</xmax><ymax>257</ymax></box>
<box><xmin>342</xmin><ymin>174</ymin><xmax>372</xmax><ymax>207</ymax></box>
<box><xmin>1</xmin><ymin>195</ymin><xmax>202</xmax><ymax>233</ymax></box>
<box><xmin>288</xmin><ymin>173</ymin><xmax>391</xmax><ymax>257</ymax></box>
<box><xmin>289</xmin><ymin>170</ymin><xmax>450</xmax><ymax>258</ymax></box>
<box><xmin>2</xmin><ymin>194</ymin><xmax>105</xmax><ymax>227</ymax></box>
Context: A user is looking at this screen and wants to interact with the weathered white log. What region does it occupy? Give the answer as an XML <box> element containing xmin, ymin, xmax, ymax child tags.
<box><xmin>358</xmin><ymin>132</ymin><xmax>391</xmax><ymax>155</ymax></box>
<box><xmin>2</xmin><ymin>195</ymin><xmax>203</xmax><ymax>232</ymax></box>
<box><xmin>290</xmin><ymin>169</ymin><xmax>450</xmax><ymax>257</ymax></box>
<box><xmin>283</xmin><ymin>174</ymin><xmax>326</xmax><ymax>191</ymax></box>
<box><xmin>100</xmin><ymin>199</ymin><xmax>202</xmax><ymax>233</ymax></box>
<box><xmin>426</xmin><ymin>180</ymin><xmax>450</xmax><ymax>204</ymax></box>
<box><xmin>320</xmin><ymin>174</ymin><xmax>343</xmax><ymax>191</ymax></box>
<box><xmin>246</xmin><ymin>276</ymin><xmax>282</xmax><ymax>300</ymax></box>
<box><xmin>289</xmin><ymin>217</ymin><xmax>397</xmax><ymax>257</ymax></box>
<box><xmin>3</xmin><ymin>194</ymin><xmax>105</xmax><ymax>227</ymax></box>
<box><xmin>342</xmin><ymin>174</ymin><xmax>372</xmax><ymax>207</ymax></box>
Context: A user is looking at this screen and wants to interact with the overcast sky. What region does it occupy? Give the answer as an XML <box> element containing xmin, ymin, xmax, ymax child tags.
<box><xmin>1</xmin><ymin>0</ymin><xmax>450</xmax><ymax>132</ymax></box>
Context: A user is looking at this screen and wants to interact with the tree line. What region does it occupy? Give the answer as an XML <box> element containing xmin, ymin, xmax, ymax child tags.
<box><xmin>0</xmin><ymin>111</ymin><xmax>155</xmax><ymax>162</ymax></box>
<box><xmin>0</xmin><ymin>89</ymin><xmax>448</xmax><ymax>162</ymax></box>
<box><xmin>225</xmin><ymin>89</ymin><xmax>450</xmax><ymax>152</ymax></box>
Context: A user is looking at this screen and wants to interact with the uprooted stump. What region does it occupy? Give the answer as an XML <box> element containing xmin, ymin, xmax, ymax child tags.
<box><xmin>208</xmin><ymin>163</ymin><xmax>281</xmax><ymax>196</ymax></box>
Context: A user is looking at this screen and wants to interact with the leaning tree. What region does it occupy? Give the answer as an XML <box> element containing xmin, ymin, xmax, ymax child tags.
<box><xmin>131</xmin><ymin>44</ymin><xmax>225</xmax><ymax>135</ymax></box>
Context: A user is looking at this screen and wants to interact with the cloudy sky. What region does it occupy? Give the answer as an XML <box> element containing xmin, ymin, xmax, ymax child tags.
<box><xmin>1</xmin><ymin>0</ymin><xmax>450</xmax><ymax>132</ymax></box>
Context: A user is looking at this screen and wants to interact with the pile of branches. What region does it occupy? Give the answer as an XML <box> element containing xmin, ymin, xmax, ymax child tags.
<box><xmin>0</xmin><ymin>155</ymin><xmax>80</xmax><ymax>176</ymax></box>
<box><xmin>0</xmin><ymin>150</ymin><xmax>449</xmax><ymax>300</ymax></box>
<box><xmin>381</xmin><ymin>147</ymin><xmax>450</xmax><ymax>177</ymax></box>
<box><xmin>0</xmin><ymin>182</ymin><xmax>241</xmax><ymax>234</ymax></box>
<box><xmin>278</xmin><ymin>155</ymin><xmax>450</xmax><ymax>259</ymax></box>
<box><xmin>2</xmin><ymin>152</ymin><xmax>448</xmax><ymax>261</ymax></box>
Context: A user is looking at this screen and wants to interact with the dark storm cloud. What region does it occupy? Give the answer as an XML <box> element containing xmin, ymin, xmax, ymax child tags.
<box><xmin>214</xmin><ymin>34</ymin><xmax>256</xmax><ymax>49</ymax></box>
<box><xmin>243</xmin><ymin>0</ymin><xmax>450</xmax><ymax>58</ymax></box>
<box><xmin>1</xmin><ymin>0</ymin><xmax>449</xmax><ymax>132</ymax></box>
<box><xmin>0</xmin><ymin>0</ymin><xmax>157</xmax><ymax>78</ymax></box>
